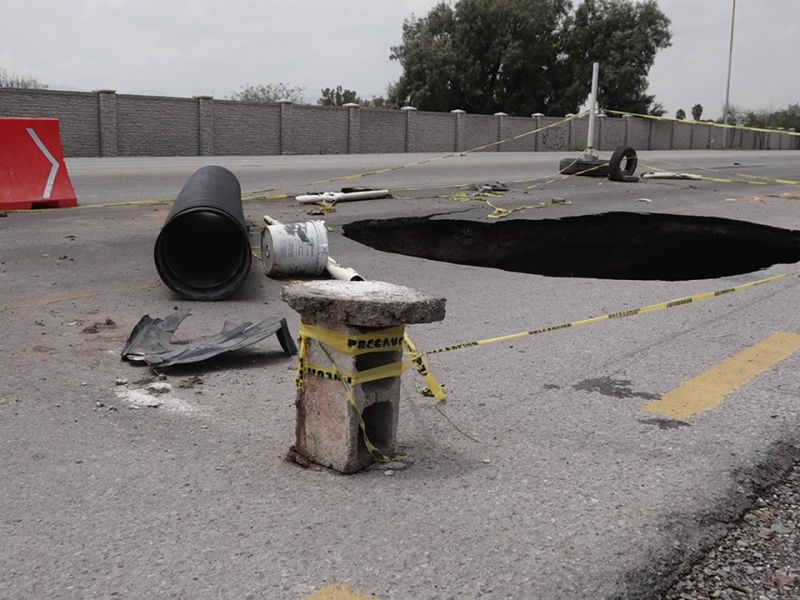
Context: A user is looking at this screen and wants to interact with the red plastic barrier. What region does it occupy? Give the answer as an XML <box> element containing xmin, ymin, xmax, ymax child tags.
<box><xmin>0</xmin><ymin>118</ymin><xmax>78</xmax><ymax>210</ymax></box>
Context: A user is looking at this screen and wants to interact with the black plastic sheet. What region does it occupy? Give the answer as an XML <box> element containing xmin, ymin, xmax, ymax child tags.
<box><xmin>121</xmin><ymin>308</ymin><xmax>297</xmax><ymax>367</ymax></box>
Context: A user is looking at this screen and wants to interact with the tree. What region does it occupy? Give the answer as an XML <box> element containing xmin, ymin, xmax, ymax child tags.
<box><xmin>691</xmin><ymin>103</ymin><xmax>703</xmax><ymax>121</ymax></box>
<box><xmin>648</xmin><ymin>102</ymin><xmax>666</xmax><ymax>117</ymax></box>
<box><xmin>389</xmin><ymin>0</ymin><xmax>573</xmax><ymax>114</ymax></box>
<box><xmin>771</xmin><ymin>103</ymin><xmax>800</xmax><ymax>130</ymax></box>
<box><xmin>388</xmin><ymin>0</ymin><xmax>671</xmax><ymax>116</ymax></box>
<box><xmin>0</xmin><ymin>67</ymin><xmax>48</xmax><ymax>89</ymax></box>
<box><xmin>719</xmin><ymin>104</ymin><xmax>745</xmax><ymax>126</ymax></box>
<box><xmin>675</xmin><ymin>108</ymin><xmax>686</xmax><ymax>120</ymax></box>
<box><xmin>228</xmin><ymin>82</ymin><xmax>305</xmax><ymax>103</ymax></box>
<box><xmin>364</xmin><ymin>96</ymin><xmax>388</xmax><ymax>109</ymax></box>
<box><xmin>742</xmin><ymin>103</ymin><xmax>800</xmax><ymax>131</ymax></box>
<box><xmin>318</xmin><ymin>86</ymin><xmax>362</xmax><ymax>106</ymax></box>
<box><xmin>551</xmin><ymin>0</ymin><xmax>672</xmax><ymax>115</ymax></box>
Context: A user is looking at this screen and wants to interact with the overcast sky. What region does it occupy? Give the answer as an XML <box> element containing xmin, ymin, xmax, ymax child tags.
<box><xmin>1</xmin><ymin>0</ymin><xmax>797</xmax><ymax>119</ymax></box>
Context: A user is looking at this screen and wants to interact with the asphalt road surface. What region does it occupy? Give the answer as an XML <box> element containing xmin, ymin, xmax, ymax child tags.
<box><xmin>2</xmin><ymin>150</ymin><xmax>800</xmax><ymax>599</ymax></box>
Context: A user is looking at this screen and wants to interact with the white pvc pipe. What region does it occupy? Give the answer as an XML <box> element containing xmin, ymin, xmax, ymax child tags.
<box><xmin>295</xmin><ymin>189</ymin><xmax>390</xmax><ymax>205</ymax></box>
<box><xmin>326</xmin><ymin>258</ymin><xmax>364</xmax><ymax>281</ymax></box>
<box><xmin>585</xmin><ymin>62</ymin><xmax>600</xmax><ymax>159</ymax></box>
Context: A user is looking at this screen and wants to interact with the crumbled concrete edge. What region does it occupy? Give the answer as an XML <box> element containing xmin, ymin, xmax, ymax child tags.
<box><xmin>610</xmin><ymin>437</ymin><xmax>800</xmax><ymax>600</ymax></box>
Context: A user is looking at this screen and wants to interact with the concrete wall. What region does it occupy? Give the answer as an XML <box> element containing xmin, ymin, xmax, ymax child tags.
<box><xmin>538</xmin><ymin>117</ymin><xmax>570</xmax><ymax>152</ymax></box>
<box><xmin>0</xmin><ymin>88</ymin><xmax>100</xmax><ymax>156</ymax></box>
<box><xmin>213</xmin><ymin>99</ymin><xmax>280</xmax><ymax>156</ymax></box>
<box><xmin>1</xmin><ymin>87</ymin><xmax>797</xmax><ymax>157</ymax></box>
<box><xmin>412</xmin><ymin>111</ymin><xmax>457</xmax><ymax>153</ymax></box>
<box><xmin>598</xmin><ymin>117</ymin><xmax>625</xmax><ymax>151</ymax></box>
<box><xmin>503</xmin><ymin>116</ymin><xmax>539</xmax><ymax>152</ymax></box>
<box><xmin>360</xmin><ymin>109</ymin><xmax>406</xmax><ymax>154</ymax></box>
<box><xmin>464</xmin><ymin>113</ymin><xmax>501</xmax><ymax>152</ymax></box>
<box><xmin>116</xmin><ymin>94</ymin><xmax>199</xmax><ymax>157</ymax></box>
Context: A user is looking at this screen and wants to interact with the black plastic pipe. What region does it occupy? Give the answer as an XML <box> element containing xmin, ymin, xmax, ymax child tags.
<box><xmin>154</xmin><ymin>165</ymin><xmax>251</xmax><ymax>301</ymax></box>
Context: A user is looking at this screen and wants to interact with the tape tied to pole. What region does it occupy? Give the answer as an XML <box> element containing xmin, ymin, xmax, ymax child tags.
<box><xmin>295</xmin><ymin>322</ymin><xmax>447</xmax><ymax>400</ymax></box>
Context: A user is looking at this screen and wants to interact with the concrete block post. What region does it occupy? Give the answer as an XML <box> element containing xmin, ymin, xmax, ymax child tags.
<box><xmin>278</xmin><ymin>99</ymin><xmax>294</xmax><ymax>155</ymax></box>
<box><xmin>532</xmin><ymin>113</ymin><xmax>544</xmax><ymax>152</ymax></box>
<box><xmin>596</xmin><ymin>112</ymin><xmax>606</xmax><ymax>151</ymax></box>
<box><xmin>343</xmin><ymin>102</ymin><xmax>360</xmax><ymax>154</ymax></box>
<box><xmin>401</xmin><ymin>106</ymin><xmax>417</xmax><ymax>153</ymax></box>
<box><xmin>282</xmin><ymin>281</ymin><xmax>446</xmax><ymax>473</ymax></box>
<box><xmin>622</xmin><ymin>113</ymin><xmax>633</xmax><ymax>147</ymax></box>
<box><xmin>565</xmin><ymin>114</ymin><xmax>577</xmax><ymax>151</ymax></box>
<box><xmin>195</xmin><ymin>95</ymin><xmax>214</xmax><ymax>156</ymax></box>
<box><xmin>494</xmin><ymin>112</ymin><xmax>508</xmax><ymax>152</ymax></box>
<box><xmin>669</xmin><ymin>119</ymin><xmax>676</xmax><ymax>150</ymax></box>
<box><xmin>451</xmin><ymin>109</ymin><xmax>466</xmax><ymax>152</ymax></box>
<box><xmin>95</xmin><ymin>89</ymin><xmax>118</xmax><ymax>157</ymax></box>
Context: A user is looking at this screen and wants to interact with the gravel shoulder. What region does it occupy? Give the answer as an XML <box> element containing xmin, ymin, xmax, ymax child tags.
<box><xmin>665</xmin><ymin>458</ymin><xmax>800</xmax><ymax>600</ymax></box>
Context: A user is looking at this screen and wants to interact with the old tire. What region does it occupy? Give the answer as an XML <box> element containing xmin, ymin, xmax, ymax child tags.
<box><xmin>608</xmin><ymin>146</ymin><xmax>638</xmax><ymax>182</ymax></box>
<box><xmin>559</xmin><ymin>157</ymin><xmax>611</xmax><ymax>178</ymax></box>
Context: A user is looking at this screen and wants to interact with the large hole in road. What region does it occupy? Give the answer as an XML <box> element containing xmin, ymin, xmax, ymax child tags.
<box><xmin>342</xmin><ymin>213</ymin><xmax>800</xmax><ymax>281</ymax></box>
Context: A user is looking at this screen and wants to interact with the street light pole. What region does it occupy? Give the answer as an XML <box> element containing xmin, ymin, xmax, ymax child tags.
<box><xmin>722</xmin><ymin>0</ymin><xmax>737</xmax><ymax>149</ymax></box>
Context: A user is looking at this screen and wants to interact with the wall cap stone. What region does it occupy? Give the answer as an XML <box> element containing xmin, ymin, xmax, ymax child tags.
<box><xmin>282</xmin><ymin>280</ymin><xmax>446</xmax><ymax>327</ymax></box>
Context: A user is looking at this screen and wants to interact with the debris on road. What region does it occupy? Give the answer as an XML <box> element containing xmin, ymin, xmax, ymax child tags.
<box><xmin>607</xmin><ymin>146</ymin><xmax>639</xmax><ymax>183</ymax></box>
<box><xmin>472</xmin><ymin>182</ymin><xmax>510</xmax><ymax>193</ymax></box>
<box><xmin>154</xmin><ymin>165</ymin><xmax>252</xmax><ymax>301</ymax></box>
<box><xmin>325</xmin><ymin>257</ymin><xmax>364</xmax><ymax>282</ymax></box>
<box><xmin>261</xmin><ymin>220</ymin><xmax>329</xmax><ymax>277</ymax></box>
<box><xmin>82</xmin><ymin>318</ymin><xmax>117</xmax><ymax>334</ymax></box>
<box><xmin>295</xmin><ymin>188</ymin><xmax>391</xmax><ymax>205</ymax></box>
<box><xmin>641</xmin><ymin>171</ymin><xmax>703</xmax><ymax>180</ymax></box>
<box><xmin>120</xmin><ymin>307</ymin><xmax>297</xmax><ymax>367</ymax></box>
<box><xmin>262</xmin><ymin>215</ymin><xmax>365</xmax><ymax>281</ymax></box>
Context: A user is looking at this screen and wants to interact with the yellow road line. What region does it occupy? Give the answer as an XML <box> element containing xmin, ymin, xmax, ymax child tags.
<box><xmin>307</xmin><ymin>584</ymin><xmax>377</xmax><ymax>599</ymax></box>
<box><xmin>643</xmin><ymin>332</ymin><xmax>800</xmax><ymax>420</ymax></box>
<box><xmin>0</xmin><ymin>281</ymin><xmax>161</xmax><ymax>314</ymax></box>
<box><xmin>0</xmin><ymin>291</ymin><xmax>99</xmax><ymax>313</ymax></box>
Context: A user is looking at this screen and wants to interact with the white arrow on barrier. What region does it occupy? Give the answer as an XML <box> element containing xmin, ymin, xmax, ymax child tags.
<box><xmin>26</xmin><ymin>128</ymin><xmax>59</xmax><ymax>199</ymax></box>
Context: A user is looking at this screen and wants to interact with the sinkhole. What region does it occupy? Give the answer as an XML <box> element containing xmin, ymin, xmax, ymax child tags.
<box><xmin>342</xmin><ymin>212</ymin><xmax>800</xmax><ymax>281</ymax></box>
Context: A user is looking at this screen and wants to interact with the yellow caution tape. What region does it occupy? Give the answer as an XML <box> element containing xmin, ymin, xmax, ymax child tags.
<box><xmin>403</xmin><ymin>333</ymin><xmax>447</xmax><ymax>401</ymax></box>
<box><xmin>296</xmin><ymin>322</ymin><xmax>446</xmax><ymax>400</ymax></box>
<box><xmin>306</xmin><ymin>112</ymin><xmax>588</xmax><ymax>188</ymax></box>
<box><xmin>442</xmin><ymin>192</ymin><xmax>572</xmax><ymax>219</ymax></box>
<box><xmin>426</xmin><ymin>270</ymin><xmax>799</xmax><ymax>356</ymax></box>
<box><xmin>299</xmin><ymin>360</ymin><xmax>414</xmax><ymax>386</ymax></box>
<box><xmin>605</xmin><ymin>109</ymin><xmax>800</xmax><ymax>138</ymax></box>
<box><xmin>298</xmin><ymin>322</ymin><xmax>406</xmax><ymax>355</ymax></box>
<box><xmin>291</xmin><ymin>267</ymin><xmax>798</xmax><ymax>459</ymax></box>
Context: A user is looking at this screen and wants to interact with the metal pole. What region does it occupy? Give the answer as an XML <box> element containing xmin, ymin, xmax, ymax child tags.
<box><xmin>585</xmin><ymin>62</ymin><xmax>599</xmax><ymax>159</ymax></box>
<box><xmin>722</xmin><ymin>0</ymin><xmax>737</xmax><ymax>149</ymax></box>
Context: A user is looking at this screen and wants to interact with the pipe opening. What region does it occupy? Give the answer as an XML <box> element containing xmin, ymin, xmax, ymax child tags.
<box><xmin>157</xmin><ymin>210</ymin><xmax>249</xmax><ymax>290</ymax></box>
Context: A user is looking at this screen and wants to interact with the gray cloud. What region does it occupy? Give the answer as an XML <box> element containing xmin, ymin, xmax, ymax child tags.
<box><xmin>2</xmin><ymin>0</ymin><xmax>797</xmax><ymax>118</ymax></box>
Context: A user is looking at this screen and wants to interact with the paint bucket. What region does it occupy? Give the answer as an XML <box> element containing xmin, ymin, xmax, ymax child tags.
<box><xmin>261</xmin><ymin>220</ymin><xmax>329</xmax><ymax>276</ymax></box>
